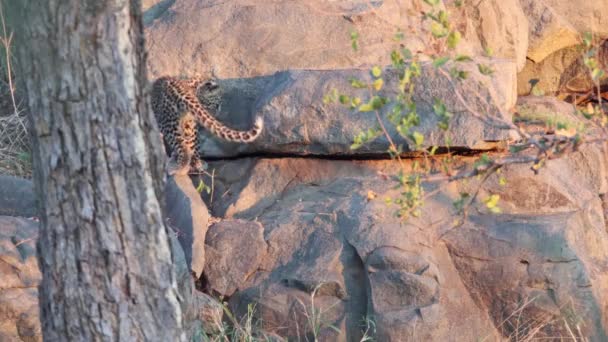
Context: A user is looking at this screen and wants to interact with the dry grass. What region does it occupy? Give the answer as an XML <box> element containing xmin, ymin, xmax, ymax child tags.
<box><xmin>481</xmin><ymin>296</ymin><xmax>589</xmax><ymax>342</ymax></box>
<box><xmin>0</xmin><ymin>2</ymin><xmax>31</xmax><ymax>179</ymax></box>
<box><xmin>200</xmin><ymin>286</ymin><xmax>376</xmax><ymax>342</ymax></box>
<box><xmin>0</xmin><ymin>80</ymin><xmax>30</xmax><ymax>178</ymax></box>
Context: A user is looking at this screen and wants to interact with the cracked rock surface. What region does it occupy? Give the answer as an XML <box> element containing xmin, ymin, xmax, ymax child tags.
<box><xmin>197</xmin><ymin>132</ymin><xmax>608</xmax><ymax>340</ymax></box>
<box><xmin>0</xmin><ymin>216</ymin><xmax>41</xmax><ymax>342</ymax></box>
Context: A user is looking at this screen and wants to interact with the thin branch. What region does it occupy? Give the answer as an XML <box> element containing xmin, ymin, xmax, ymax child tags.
<box><xmin>0</xmin><ymin>2</ymin><xmax>18</xmax><ymax>115</ymax></box>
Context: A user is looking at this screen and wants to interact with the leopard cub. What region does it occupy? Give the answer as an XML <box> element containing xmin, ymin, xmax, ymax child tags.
<box><xmin>151</xmin><ymin>76</ymin><xmax>263</xmax><ymax>175</ymax></box>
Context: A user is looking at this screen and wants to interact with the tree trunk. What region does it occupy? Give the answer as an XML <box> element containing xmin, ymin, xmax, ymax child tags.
<box><xmin>4</xmin><ymin>0</ymin><xmax>185</xmax><ymax>340</ymax></box>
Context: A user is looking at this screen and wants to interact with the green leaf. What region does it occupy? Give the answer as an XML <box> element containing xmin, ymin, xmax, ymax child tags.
<box><xmin>350</xmin><ymin>30</ymin><xmax>359</xmax><ymax>52</ymax></box>
<box><xmin>453</xmin><ymin>192</ymin><xmax>470</xmax><ymax>211</ymax></box>
<box><xmin>429</xmin><ymin>145</ymin><xmax>438</xmax><ymax>156</ymax></box>
<box><xmin>483</xmin><ymin>46</ymin><xmax>494</xmax><ymax>57</ymax></box>
<box><xmin>484</xmin><ymin>194</ymin><xmax>500</xmax><ymax>209</ymax></box>
<box><xmin>473</xmin><ymin>153</ymin><xmax>492</xmax><ymax>170</ymax></box>
<box><xmin>423</xmin><ymin>0</ymin><xmax>440</xmax><ymax>6</ymax></box>
<box><xmin>402</xmin><ymin>48</ymin><xmax>412</xmax><ymax>60</ymax></box>
<box><xmin>509</xmin><ymin>145</ymin><xmax>527</xmax><ymax>153</ymax></box>
<box><xmin>196</xmin><ymin>180</ymin><xmax>206</xmax><ymax>194</ymax></box>
<box><xmin>434</xmin><ymin>98</ymin><xmax>453</xmax><ymax>131</ymax></box>
<box><xmin>358</xmin><ymin>103</ymin><xmax>374</xmax><ymax>112</ymax></box>
<box><xmin>371</xmin><ymin>96</ymin><xmax>387</xmax><ymax>110</ymax></box>
<box><xmin>499</xmin><ymin>176</ymin><xmax>507</xmax><ymax>186</ymax></box>
<box><xmin>591</xmin><ymin>68</ymin><xmax>605</xmax><ymax>81</ymax></box>
<box><xmin>437</xmin><ymin>10</ymin><xmax>449</xmax><ymax>26</ymax></box>
<box><xmin>412</xmin><ymin>131</ymin><xmax>424</xmax><ymax>147</ymax></box>
<box><xmin>339</xmin><ymin>94</ymin><xmax>350</xmax><ymax>105</ymax></box>
<box><xmin>447</xmin><ymin>31</ymin><xmax>461</xmax><ymax>49</ymax></box>
<box><xmin>584</xmin><ymin>56</ymin><xmax>598</xmax><ymax>69</ymax></box>
<box><xmin>449</xmin><ymin>67</ymin><xmax>468</xmax><ymax>80</ymax></box>
<box><xmin>454</xmin><ymin>54</ymin><xmax>472</xmax><ymax>62</ymax></box>
<box><xmin>391</xmin><ymin>50</ymin><xmax>404</xmax><ymax>68</ymax></box>
<box><xmin>583</xmin><ymin>32</ymin><xmax>593</xmax><ymax>48</ymax></box>
<box><xmin>531</xmin><ymin>84</ymin><xmax>545</xmax><ymax>96</ymax></box>
<box><xmin>349</xmin><ymin>77</ymin><xmax>367</xmax><ymax>88</ymax></box>
<box><xmin>478</xmin><ymin>64</ymin><xmax>494</xmax><ymax>76</ymax></box>
<box><xmin>322</xmin><ymin>88</ymin><xmax>338</xmax><ymax>104</ymax></box>
<box><xmin>433</xmin><ymin>100</ymin><xmax>446</xmax><ymax>116</ymax></box>
<box><xmin>373</xmin><ymin>78</ymin><xmax>384</xmax><ymax>91</ymax></box>
<box><xmin>433</xmin><ymin>56</ymin><xmax>450</xmax><ymax>68</ymax></box>
<box><xmin>371</xmin><ymin>66</ymin><xmax>382</xmax><ymax>78</ymax></box>
<box><xmin>394</xmin><ymin>31</ymin><xmax>405</xmax><ymax>41</ymax></box>
<box><xmin>431</xmin><ymin>22</ymin><xmax>449</xmax><ymax>38</ymax></box>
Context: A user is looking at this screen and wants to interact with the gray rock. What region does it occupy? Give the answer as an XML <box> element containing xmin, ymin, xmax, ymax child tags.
<box><xmin>517</xmin><ymin>45</ymin><xmax>582</xmax><ymax>96</ymax></box>
<box><xmin>204</xmin><ymin>219</ymin><xmax>266</xmax><ymax>297</ymax></box>
<box><xmin>200</xmin><ymin>133</ymin><xmax>608</xmax><ymax>340</ymax></box>
<box><xmin>444</xmin><ymin>212</ymin><xmax>608</xmax><ymax>341</ymax></box>
<box><xmin>0</xmin><ymin>211</ymin><xmax>222</xmax><ymax>342</ymax></box>
<box><xmin>0</xmin><ymin>216</ymin><xmax>41</xmax><ymax>342</ymax></box>
<box><xmin>200</xmin><ymin>157</ymin><xmax>501</xmax><ymax>340</ymax></box>
<box><xmin>0</xmin><ymin>175</ymin><xmax>37</xmax><ymax>218</ymax></box>
<box><xmin>164</xmin><ymin>175</ymin><xmax>211</xmax><ymax>277</ymax></box>
<box><xmin>229</xmin><ymin>283</ymin><xmax>346</xmax><ymax>341</ymax></box>
<box><xmin>144</xmin><ymin>0</ymin><xmax>529</xmax><ymax>79</ymax></box>
<box><xmin>199</xmin><ymin>61</ymin><xmax>518</xmax><ymax>158</ymax></box>
<box><xmin>520</xmin><ymin>0</ymin><xmax>579</xmax><ymax>63</ymax></box>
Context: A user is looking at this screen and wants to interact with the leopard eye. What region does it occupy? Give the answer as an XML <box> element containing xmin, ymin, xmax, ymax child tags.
<box><xmin>206</xmin><ymin>80</ymin><xmax>221</xmax><ymax>89</ymax></box>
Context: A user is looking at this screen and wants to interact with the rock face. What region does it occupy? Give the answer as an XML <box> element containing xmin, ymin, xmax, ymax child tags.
<box><xmin>0</xmin><ymin>179</ymin><xmax>223</xmax><ymax>342</ymax></box>
<box><xmin>198</xmin><ymin>61</ymin><xmax>517</xmax><ymax>158</ymax></box>
<box><xmin>0</xmin><ymin>175</ymin><xmax>37</xmax><ymax>218</ymax></box>
<box><xmin>144</xmin><ymin>0</ymin><xmax>530</xmax><ymax>78</ymax></box>
<box><xmin>199</xmin><ymin>131</ymin><xmax>608</xmax><ymax>340</ymax></box>
<box><xmin>165</xmin><ymin>175</ymin><xmax>212</xmax><ymax>277</ymax></box>
<box><xmin>140</xmin><ymin>1</ymin><xmax>608</xmax><ymax>339</ymax></box>
<box><xmin>519</xmin><ymin>0</ymin><xmax>579</xmax><ymax>63</ymax></box>
<box><xmin>204</xmin><ymin>219</ymin><xmax>266</xmax><ymax>296</ymax></box>
<box><xmin>0</xmin><ymin>216</ymin><xmax>41</xmax><ymax>342</ymax></box>
<box><xmin>144</xmin><ymin>0</ymin><xmax>606</xmax><ymax>99</ymax></box>
<box><xmin>3</xmin><ymin>0</ymin><xmax>608</xmax><ymax>341</ymax></box>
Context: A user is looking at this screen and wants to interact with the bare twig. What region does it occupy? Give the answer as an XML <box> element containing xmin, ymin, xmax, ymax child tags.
<box><xmin>0</xmin><ymin>2</ymin><xmax>18</xmax><ymax>115</ymax></box>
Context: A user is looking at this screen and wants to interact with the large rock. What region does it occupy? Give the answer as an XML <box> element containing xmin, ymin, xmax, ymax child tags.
<box><xmin>198</xmin><ymin>60</ymin><xmax>518</xmax><ymax>158</ymax></box>
<box><xmin>144</xmin><ymin>0</ymin><xmax>529</xmax><ymax>78</ymax></box>
<box><xmin>165</xmin><ymin>175</ymin><xmax>212</xmax><ymax>277</ymax></box>
<box><xmin>520</xmin><ymin>0</ymin><xmax>579</xmax><ymax>63</ymax></box>
<box><xmin>542</xmin><ymin>0</ymin><xmax>608</xmax><ymax>37</ymax></box>
<box><xmin>143</xmin><ymin>0</ymin><xmax>608</xmax><ymax>107</ymax></box>
<box><xmin>518</xmin><ymin>40</ymin><xmax>608</xmax><ymax>97</ymax></box>
<box><xmin>0</xmin><ymin>216</ymin><xmax>41</xmax><ymax>342</ymax></box>
<box><xmin>200</xmin><ymin>129</ymin><xmax>608</xmax><ymax>340</ymax></box>
<box><xmin>202</xmin><ymin>157</ymin><xmax>504</xmax><ymax>340</ymax></box>
<box><xmin>168</xmin><ymin>227</ymin><xmax>224</xmax><ymax>338</ymax></box>
<box><xmin>468</xmin><ymin>0</ymin><xmax>529</xmax><ymax>70</ymax></box>
<box><xmin>0</xmin><ymin>175</ymin><xmax>37</xmax><ymax>218</ymax></box>
<box><xmin>203</xmin><ymin>219</ymin><xmax>266</xmax><ymax>296</ymax></box>
<box><xmin>0</xmin><ymin>179</ymin><xmax>222</xmax><ymax>342</ymax></box>
<box><xmin>517</xmin><ymin>46</ymin><xmax>581</xmax><ymax>96</ymax></box>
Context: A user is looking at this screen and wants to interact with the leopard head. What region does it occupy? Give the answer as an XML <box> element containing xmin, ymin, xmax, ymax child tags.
<box><xmin>197</xmin><ymin>80</ymin><xmax>222</xmax><ymax>113</ymax></box>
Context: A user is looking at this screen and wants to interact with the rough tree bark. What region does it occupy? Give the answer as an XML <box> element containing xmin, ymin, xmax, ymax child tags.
<box><xmin>4</xmin><ymin>0</ymin><xmax>185</xmax><ymax>340</ymax></box>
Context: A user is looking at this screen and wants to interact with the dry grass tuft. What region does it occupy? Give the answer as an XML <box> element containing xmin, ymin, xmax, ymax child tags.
<box><xmin>0</xmin><ymin>88</ymin><xmax>31</xmax><ymax>178</ymax></box>
<box><xmin>0</xmin><ymin>2</ymin><xmax>31</xmax><ymax>178</ymax></box>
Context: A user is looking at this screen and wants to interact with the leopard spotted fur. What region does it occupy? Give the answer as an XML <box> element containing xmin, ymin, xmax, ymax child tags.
<box><xmin>151</xmin><ymin>76</ymin><xmax>263</xmax><ymax>175</ymax></box>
